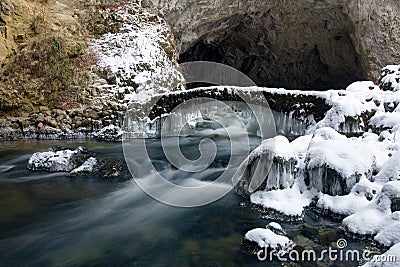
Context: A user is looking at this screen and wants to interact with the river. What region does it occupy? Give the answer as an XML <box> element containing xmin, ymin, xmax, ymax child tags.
<box><xmin>0</xmin><ymin>138</ymin><xmax>374</xmax><ymax>266</ymax></box>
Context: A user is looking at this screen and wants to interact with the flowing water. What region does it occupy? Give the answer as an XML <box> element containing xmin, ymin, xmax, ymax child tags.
<box><xmin>0</xmin><ymin>139</ymin><xmax>374</xmax><ymax>266</ymax></box>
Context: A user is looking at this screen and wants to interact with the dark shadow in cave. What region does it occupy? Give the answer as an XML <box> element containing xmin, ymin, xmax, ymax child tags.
<box><xmin>178</xmin><ymin>13</ymin><xmax>368</xmax><ymax>90</ymax></box>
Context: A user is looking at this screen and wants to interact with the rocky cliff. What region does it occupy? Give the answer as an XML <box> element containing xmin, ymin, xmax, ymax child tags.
<box><xmin>150</xmin><ymin>0</ymin><xmax>400</xmax><ymax>89</ymax></box>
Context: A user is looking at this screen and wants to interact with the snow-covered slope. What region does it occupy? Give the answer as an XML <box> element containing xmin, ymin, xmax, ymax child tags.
<box><xmin>93</xmin><ymin>2</ymin><xmax>184</xmax><ymax>107</ymax></box>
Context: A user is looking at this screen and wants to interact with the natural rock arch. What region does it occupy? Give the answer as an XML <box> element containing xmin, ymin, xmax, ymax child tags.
<box><xmin>149</xmin><ymin>0</ymin><xmax>400</xmax><ymax>90</ymax></box>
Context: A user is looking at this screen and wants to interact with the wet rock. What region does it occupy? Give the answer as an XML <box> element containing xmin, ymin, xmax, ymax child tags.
<box><xmin>317</xmin><ymin>227</ymin><xmax>340</xmax><ymax>245</ymax></box>
<box><xmin>391</xmin><ymin>198</ymin><xmax>400</xmax><ymax>212</ymax></box>
<box><xmin>69</xmin><ymin>158</ymin><xmax>132</xmax><ymax>181</ymax></box>
<box><xmin>301</xmin><ymin>223</ymin><xmax>319</xmax><ymax>239</ymax></box>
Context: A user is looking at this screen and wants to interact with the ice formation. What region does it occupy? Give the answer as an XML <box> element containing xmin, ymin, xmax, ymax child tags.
<box><xmin>234</xmin><ymin>136</ymin><xmax>298</xmax><ymax>196</ymax></box>
<box><xmin>234</xmin><ymin>68</ymin><xmax>400</xmax><ymax>260</ymax></box>
<box><xmin>305</xmin><ymin>127</ymin><xmax>376</xmax><ymax>196</ymax></box>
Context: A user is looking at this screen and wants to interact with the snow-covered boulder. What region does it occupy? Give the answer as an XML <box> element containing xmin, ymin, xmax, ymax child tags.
<box><xmin>70</xmin><ymin>157</ymin><xmax>98</xmax><ymax>174</ymax></box>
<box><xmin>375</xmin><ymin>152</ymin><xmax>400</xmax><ymax>183</ymax></box>
<box><xmin>343</xmin><ymin>208</ymin><xmax>388</xmax><ymax>236</ymax></box>
<box><xmin>369</xmin><ymin>111</ymin><xmax>400</xmax><ymax>132</ymax></box>
<box><xmin>343</xmin><ymin>182</ymin><xmax>400</xmax><ymax>237</ymax></box>
<box><xmin>305</xmin><ymin>127</ymin><xmax>375</xmax><ymax>196</ymax></box>
<box><xmin>376</xmin><ymin>181</ymin><xmax>400</xmax><ymax>213</ymax></box>
<box><xmin>374</xmin><ymin>218</ymin><xmax>400</xmax><ymax>247</ymax></box>
<box><xmin>315</xmin><ymin>82</ymin><xmax>379</xmax><ymax>135</ymax></box>
<box><xmin>378</xmin><ymin>65</ymin><xmax>400</xmax><ymax>92</ymax></box>
<box><xmin>234</xmin><ymin>136</ymin><xmax>297</xmax><ymax>197</ymax></box>
<box><xmin>28</xmin><ymin>146</ymin><xmax>91</xmax><ymax>172</ymax></box>
<box><xmin>243</xmin><ymin>228</ymin><xmax>295</xmax><ymax>255</ymax></box>
<box><xmin>267</xmin><ymin>222</ymin><xmax>285</xmax><ymax>235</ymax></box>
<box><xmin>93</xmin><ymin>125</ymin><xmax>123</xmax><ymax>142</ymax></box>
<box><xmin>317</xmin><ymin>193</ymin><xmax>371</xmax><ymax>217</ymax></box>
<box><xmin>316</xmin><ymin>177</ymin><xmax>381</xmax><ymax>217</ymax></box>
<box><xmin>362</xmin><ymin>243</ymin><xmax>400</xmax><ymax>267</ymax></box>
<box><xmin>250</xmin><ymin>182</ymin><xmax>314</xmax><ymax>218</ymax></box>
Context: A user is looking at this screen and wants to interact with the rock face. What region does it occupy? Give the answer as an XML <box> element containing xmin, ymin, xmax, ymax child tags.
<box><xmin>150</xmin><ymin>0</ymin><xmax>400</xmax><ymax>89</ymax></box>
<box><xmin>0</xmin><ymin>0</ymin><xmax>29</xmax><ymax>62</ymax></box>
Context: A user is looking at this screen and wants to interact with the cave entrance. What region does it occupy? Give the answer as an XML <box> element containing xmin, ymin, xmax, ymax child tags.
<box><xmin>178</xmin><ymin>11</ymin><xmax>367</xmax><ymax>90</ymax></box>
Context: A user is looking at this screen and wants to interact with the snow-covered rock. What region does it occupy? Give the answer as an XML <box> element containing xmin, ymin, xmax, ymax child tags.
<box><xmin>234</xmin><ymin>136</ymin><xmax>297</xmax><ymax>196</ymax></box>
<box><xmin>317</xmin><ymin>193</ymin><xmax>371</xmax><ymax>217</ymax></box>
<box><xmin>250</xmin><ymin>182</ymin><xmax>314</xmax><ymax>217</ymax></box>
<box><xmin>379</xmin><ymin>65</ymin><xmax>400</xmax><ymax>92</ymax></box>
<box><xmin>70</xmin><ymin>157</ymin><xmax>97</xmax><ymax>174</ymax></box>
<box><xmin>244</xmin><ymin>228</ymin><xmax>295</xmax><ymax>254</ymax></box>
<box><xmin>362</xmin><ymin>243</ymin><xmax>400</xmax><ymax>267</ymax></box>
<box><xmin>370</xmin><ymin>112</ymin><xmax>400</xmax><ymax>131</ymax></box>
<box><xmin>314</xmin><ymin>81</ymin><xmax>380</xmax><ymax>134</ymax></box>
<box><xmin>28</xmin><ymin>147</ymin><xmax>91</xmax><ymax>172</ymax></box>
<box><xmin>267</xmin><ymin>222</ymin><xmax>283</xmax><ymax>232</ymax></box>
<box><xmin>343</xmin><ymin>208</ymin><xmax>388</xmax><ymax>236</ymax></box>
<box><xmin>316</xmin><ymin>177</ymin><xmax>381</xmax><ymax>216</ymax></box>
<box><xmin>343</xmin><ymin>182</ymin><xmax>400</xmax><ymax>238</ymax></box>
<box><xmin>305</xmin><ymin>127</ymin><xmax>376</xmax><ymax>196</ymax></box>
<box><xmin>376</xmin><ymin>181</ymin><xmax>400</xmax><ymax>213</ymax></box>
<box><xmin>93</xmin><ymin>3</ymin><xmax>184</xmax><ymax>106</ymax></box>
<box><xmin>93</xmin><ymin>125</ymin><xmax>123</xmax><ymax>142</ymax></box>
<box><xmin>374</xmin><ymin>218</ymin><xmax>400</xmax><ymax>247</ymax></box>
<box><xmin>374</xmin><ymin>152</ymin><xmax>400</xmax><ymax>184</ymax></box>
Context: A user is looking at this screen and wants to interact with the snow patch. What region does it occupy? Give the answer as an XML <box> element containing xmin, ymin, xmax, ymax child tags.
<box><xmin>70</xmin><ymin>157</ymin><xmax>97</xmax><ymax>174</ymax></box>
<box><xmin>244</xmin><ymin>228</ymin><xmax>295</xmax><ymax>252</ymax></box>
<box><xmin>250</xmin><ymin>182</ymin><xmax>315</xmax><ymax>217</ymax></box>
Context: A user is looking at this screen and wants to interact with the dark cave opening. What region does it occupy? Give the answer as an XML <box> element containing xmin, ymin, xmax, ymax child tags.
<box><xmin>178</xmin><ymin>12</ymin><xmax>368</xmax><ymax>90</ymax></box>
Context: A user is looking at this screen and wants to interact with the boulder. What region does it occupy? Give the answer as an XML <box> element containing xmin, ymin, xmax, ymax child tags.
<box><xmin>234</xmin><ymin>136</ymin><xmax>297</xmax><ymax>197</ymax></box>
<box><xmin>305</xmin><ymin>127</ymin><xmax>375</xmax><ymax>196</ymax></box>
<box><xmin>378</xmin><ymin>65</ymin><xmax>400</xmax><ymax>91</ymax></box>
<box><xmin>243</xmin><ymin>228</ymin><xmax>295</xmax><ymax>256</ymax></box>
<box><xmin>376</xmin><ymin>181</ymin><xmax>400</xmax><ymax>213</ymax></box>
<box><xmin>93</xmin><ymin>125</ymin><xmax>123</xmax><ymax>142</ymax></box>
<box><xmin>27</xmin><ymin>146</ymin><xmax>92</xmax><ymax>172</ymax></box>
